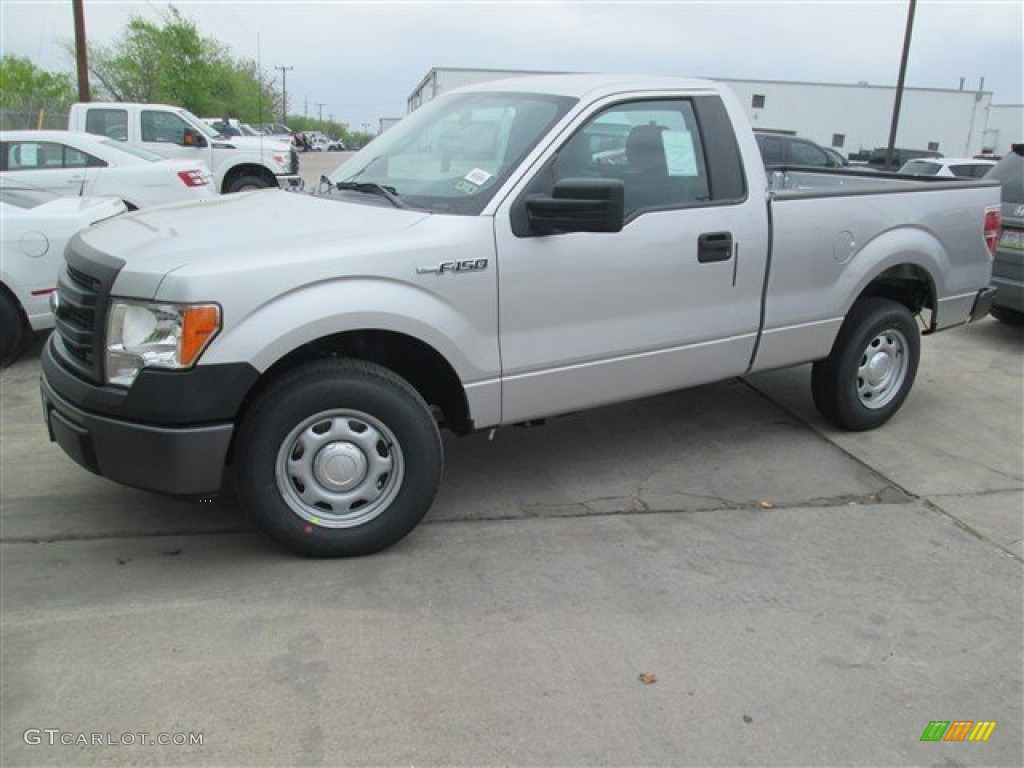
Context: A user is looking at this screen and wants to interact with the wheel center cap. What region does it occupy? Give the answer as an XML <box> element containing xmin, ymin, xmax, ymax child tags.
<box><xmin>866</xmin><ymin>351</ymin><xmax>892</xmax><ymax>385</ymax></box>
<box><xmin>314</xmin><ymin>442</ymin><xmax>367</xmax><ymax>492</ymax></box>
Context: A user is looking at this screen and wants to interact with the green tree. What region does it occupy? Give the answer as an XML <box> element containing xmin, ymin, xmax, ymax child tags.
<box><xmin>0</xmin><ymin>55</ymin><xmax>75</xmax><ymax>128</ymax></box>
<box><xmin>87</xmin><ymin>5</ymin><xmax>278</xmax><ymax>121</ymax></box>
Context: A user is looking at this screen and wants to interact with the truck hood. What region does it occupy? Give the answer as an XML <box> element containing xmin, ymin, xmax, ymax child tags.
<box><xmin>76</xmin><ymin>189</ymin><xmax>431</xmax><ymax>298</ymax></box>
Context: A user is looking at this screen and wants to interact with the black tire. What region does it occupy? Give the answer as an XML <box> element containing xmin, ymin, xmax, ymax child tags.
<box><xmin>0</xmin><ymin>292</ymin><xmax>27</xmax><ymax>366</ymax></box>
<box><xmin>811</xmin><ymin>297</ymin><xmax>920</xmax><ymax>431</ymax></box>
<box><xmin>226</xmin><ymin>175</ymin><xmax>272</xmax><ymax>194</ymax></box>
<box><xmin>234</xmin><ymin>359</ymin><xmax>443</xmax><ymax>557</ymax></box>
<box><xmin>990</xmin><ymin>305</ymin><xmax>1024</xmax><ymax>325</ymax></box>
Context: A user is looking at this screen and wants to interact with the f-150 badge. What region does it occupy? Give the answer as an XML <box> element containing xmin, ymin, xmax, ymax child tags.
<box><xmin>416</xmin><ymin>258</ymin><xmax>489</xmax><ymax>275</ymax></box>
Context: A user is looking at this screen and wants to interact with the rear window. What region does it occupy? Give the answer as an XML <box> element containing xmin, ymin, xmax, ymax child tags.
<box><xmin>99</xmin><ymin>139</ymin><xmax>163</xmax><ymax>162</ymax></box>
<box><xmin>949</xmin><ymin>163</ymin><xmax>994</xmax><ymax>179</ymax></box>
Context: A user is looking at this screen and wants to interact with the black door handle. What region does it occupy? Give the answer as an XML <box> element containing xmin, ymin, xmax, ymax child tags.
<box><xmin>698</xmin><ymin>232</ymin><xmax>733</xmax><ymax>263</ymax></box>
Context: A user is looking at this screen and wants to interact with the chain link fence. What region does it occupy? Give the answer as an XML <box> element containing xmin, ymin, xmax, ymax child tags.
<box><xmin>0</xmin><ymin>108</ymin><xmax>70</xmax><ymax>131</ymax></box>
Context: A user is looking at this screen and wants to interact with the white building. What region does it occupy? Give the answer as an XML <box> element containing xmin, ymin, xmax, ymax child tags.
<box><xmin>405</xmin><ymin>67</ymin><xmax>1022</xmax><ymax>156</ymax></box>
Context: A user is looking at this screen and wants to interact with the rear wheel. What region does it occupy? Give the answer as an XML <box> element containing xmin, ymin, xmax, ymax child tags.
<box><xmin>234</xmin><ymin>359</ymin><xmax>443</xmax><ymax>556</ymax></box>
<box><xmin>812</xmin><ymin>297</ymin><xmax>920</xmax><ymax>431</ymax></box>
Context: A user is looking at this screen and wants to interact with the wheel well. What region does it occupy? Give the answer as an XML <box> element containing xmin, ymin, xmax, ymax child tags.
<box><xmin>857</xmin><ymin>264</ymin><xmax>936</xmax><ymax>328</ymax></box>
<box><xmin>221</xmin><ymin>164</ymin><xmax>276</xmax><ymax>193</ymax></box>
<box><xmin>242</xmin><ymin>330</ymin><xmax>473</xmax><ymax>435</ymax></box>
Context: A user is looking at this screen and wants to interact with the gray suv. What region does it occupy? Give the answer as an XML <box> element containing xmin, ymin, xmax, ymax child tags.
<box><xmin>754</xmin><ymin>132</ymin><xmax>846</xmax><ymax>169</ymax></box>
<box><xmin>987</xmin><ymin>144</ymin><xmax>1024</xmax><ymax>323</ymax></box>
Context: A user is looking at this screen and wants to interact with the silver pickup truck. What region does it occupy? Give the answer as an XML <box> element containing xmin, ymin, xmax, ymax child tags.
<box><xmin>41</xmin><ymin>75</ymin><xmax>1000</xmax><ymax>556</ymax></box>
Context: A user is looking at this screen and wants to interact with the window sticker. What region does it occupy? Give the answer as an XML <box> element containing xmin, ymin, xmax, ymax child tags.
<box><xmin>19</xmin><ymin>144</ymin><xmax>40</xmax><ymax>167</ymax></box>
<box><xmin>662</xmin><ymin>131</ymin><xmax>698</xmax><ymax>177</ymax></box>
<box><xmin>464</xmin><ymin>168</ymin><xmax>493</xmax><ymax>186</ymax></box>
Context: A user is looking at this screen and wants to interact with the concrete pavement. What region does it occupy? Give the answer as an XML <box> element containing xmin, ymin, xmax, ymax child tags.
<box><xmin>2</xmin><ymin>311</ymin><xmax>1021</xmax><ymax>765</ymax></box>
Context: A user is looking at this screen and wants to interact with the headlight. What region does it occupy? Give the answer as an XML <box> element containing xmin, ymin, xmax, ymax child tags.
<box><xmin>105</xmin><ymin>300</ymin><xmax>221</xmax><ymax>387</ymax></box>
<box><xmin>272</xmin><ymin>152</ymin><xmax>290</xmax><ymax>169</ymax></box>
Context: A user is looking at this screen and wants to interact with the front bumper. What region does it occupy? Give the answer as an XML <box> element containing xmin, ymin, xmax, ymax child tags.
<box><xmin>277</xmin><ymin>174</ymin><xmax>304</xmax><ymax>190</ymax></box>
<box><xmin>40</xmin><ymin>338</ymin><xmax>243</xmax><ymax>495</ymax></box>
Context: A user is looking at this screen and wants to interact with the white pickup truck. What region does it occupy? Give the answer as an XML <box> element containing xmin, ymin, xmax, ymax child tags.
<box><xmin>42</xmin><ymin>75</ymin><xmax>1000</xmax><ymax>556</ymax></box>
<box><xmin>68</xmin><ymin>102</ymin><xmax>302</xmax><ymax>194</ymax></box>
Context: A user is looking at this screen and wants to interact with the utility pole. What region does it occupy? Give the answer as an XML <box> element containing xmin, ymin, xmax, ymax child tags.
<box><xmin>275</xmin><ymin>65</ymin><xmax>293</xmax><ymax>124</ymax></box>
<box><xmin>885</xmin><ymin>0</ymin><xmax>917</xmax><ymax>169</ymax></box>
<box><xmin>316</xmin><ymin>102</ymin><xmax>326</xmax><ymax>123</ymax></box>
<box><xmin>72</xmin><ymin>0</ymin><xmax>90</xmax><ymax>101</ymax></box>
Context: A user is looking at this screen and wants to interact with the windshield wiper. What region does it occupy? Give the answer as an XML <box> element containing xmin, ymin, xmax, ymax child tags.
<box><xmin>334</xmin><ymin>181</ymin><xmax>406</xmax><ymax>209</ymax></box>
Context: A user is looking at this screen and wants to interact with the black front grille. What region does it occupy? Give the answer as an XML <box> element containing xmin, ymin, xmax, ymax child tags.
<box><xmin>290</xmin><ymin>149</ymin><xmax>299</xmax><ymax>175</ymax></box>
<box><xmin>52</xmin><ymin>238</ymin><xmax>123</xmax><ymax>383</ymax></box>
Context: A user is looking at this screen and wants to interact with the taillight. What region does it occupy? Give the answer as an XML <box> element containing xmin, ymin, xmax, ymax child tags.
<box><xmin>177</xmin><ymin>169</ymin><xmax>211</xmax><ymax>188</ymax></box>
<box><xmin>984</xmin><ymin>205</ymin><xmax>1001</xmax><ymax>256</ymax></box>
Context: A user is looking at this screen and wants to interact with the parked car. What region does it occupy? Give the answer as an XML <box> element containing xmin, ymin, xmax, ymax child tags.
<box><xmin>898</xmin><ymin>157</ymin><xmax>997</xmax><ymax>179</ymax></box>
<box><xmin>866</xmin><ymin>147</ymin><xmax>942</xmax><ymax>171</ymax></box>
<box><xmin>0</xmin><ymin>130</ymin><xmax>216</xmax><ymax>209</ymax></box>
<box><xmin>40</xmin><ymin>74</ymin><xmax>999</xmax><ymax>557</ymax></box>
<box><xmin>823</xmin><ymin>147</ymin><xmax>849</xmax><ymax>167</ymax></box>
<box><xmin>326</xmin><ymin>138</ymin><xmax>347</xmax><ymax>151</ymax></box>
<box><xmin>985</xmin><ymin>144</ymin><xmax>1024</xmax><ymax>323</ymax></box>
<box><xmin>308</xmin><ymin>135</ymin><xmax>330</xmax><ymax>152</ymax></box>
<box><xmin>202</xmin><ymin>118</ymin><xmax>262</xmax><ymax>138</ymax></box>
<box><xmin>754</xmin><ymin>132</ymin><xmax>846</xmax><ymax>169</ymax></box>
<box><xmin>0</xmin><ymin>185</ymin><xmax>125</xmax><ymax>363</ymax></box>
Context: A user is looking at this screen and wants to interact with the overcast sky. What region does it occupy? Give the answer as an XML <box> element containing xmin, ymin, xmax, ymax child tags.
<box><xmin>3</xmin><ymin>1</ymin><xmax>1022</xmax><ymax>130</ymax></box>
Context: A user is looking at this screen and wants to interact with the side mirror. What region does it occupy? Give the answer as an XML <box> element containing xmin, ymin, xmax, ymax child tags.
<box><xmin>182</xmin><ymin>129</ymin><xmax>207</xmax><ymax>148</ymax></box>
<box><xmin>525</xmin><ymin>178</ymin><xmax>625</xmax><ymax>235</ymax></box>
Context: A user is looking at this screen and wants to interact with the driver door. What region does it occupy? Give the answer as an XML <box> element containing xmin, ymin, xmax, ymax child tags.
<box><xmin>493</xmin><ymin>95</ymin><xmax>769</xmax><ymax>423</ymax></box>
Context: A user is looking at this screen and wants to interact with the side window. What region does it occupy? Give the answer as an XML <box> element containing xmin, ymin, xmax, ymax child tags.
<box><xmin>6</xmin><ymin>142</ymin><xmax>63</xmax><ymax>169</ymax></box>
<box><xmin>64</xmin><ymin>146</ymin><xmax>105</xmax><ymax>168</ymax></box>
<box><xmin>790</xmin><ymin>141</ymin><xmax>829</xmax><ymax>167</ymax></box>
<box><xmin>758</xmin><ymin>135</ymin><xmax>785</xmax><ymax>165</ymax></box>
<box><xmin>552</xmin><ymin>99</ymin><xmax>710</xmax><ymax>218</ymax></box>
<box><xmin>85</xmin><ymin>109</ymin><xmax>128</xmax><ymax>141</ymax></box>
<box><xmin>141</xmin><ymin>111</ymin><xmax>189</xmax><ymax>144</ymax></box>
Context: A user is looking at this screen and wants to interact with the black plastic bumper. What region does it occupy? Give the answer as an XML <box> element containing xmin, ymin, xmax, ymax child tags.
<box><xmin>970</xmin><ymin>286</ymin><xmax>998</xmax><ymax>322</ymax></box>
<box><xmin>40</xmin><ymin>338</ymin><xmax>248</xmax><ymax>495</ymax></box>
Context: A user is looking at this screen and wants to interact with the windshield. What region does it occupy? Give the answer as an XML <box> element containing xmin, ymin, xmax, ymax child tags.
<box><xmin>178</xmin><ymin>109</ymin><xmax>220</xmax><ymax>140</ymax></box>
<box><xmin>328</xmin><ymin>90</ymin><xmax>576</xmax><ymax>214</ymax></box>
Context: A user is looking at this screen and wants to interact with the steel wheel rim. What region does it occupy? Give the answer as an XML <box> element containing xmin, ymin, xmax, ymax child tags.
<box><xmin>856</xmin><ymin>327</ymin><xmax>909</xmax><ymax>409</ymax></box>
<box><xmin>275</xmin><ymin>409</ymin><xmax>404</xmax><ymax>528</ymax></box>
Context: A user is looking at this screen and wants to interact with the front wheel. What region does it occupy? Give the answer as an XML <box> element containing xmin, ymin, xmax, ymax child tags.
<box><xmin>812</xmin><ymin>297</ymin><xmax>921</xmax><ymax>431</ymax></box>
<box><xmin>234</xmin><ymin>360</ymin><xmax>443</xmax><ymax>556</ymax></box>
<box><xmin>226</xmin><ymin>175</ymin><xmax>273</xmax><ymax>194</ymax></box>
